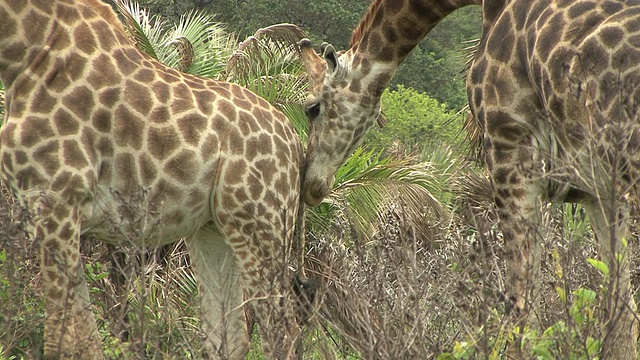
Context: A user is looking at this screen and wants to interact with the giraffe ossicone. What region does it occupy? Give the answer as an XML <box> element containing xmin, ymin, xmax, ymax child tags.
<box><xmin>300</xmin><ymin>0</ymin><xmax>640</xmax><ymax>358</ymax></box>
<box><xmin>0</xmin><ymin>0</ymin><xmax>305</xmax><ymax>359</ymax></box>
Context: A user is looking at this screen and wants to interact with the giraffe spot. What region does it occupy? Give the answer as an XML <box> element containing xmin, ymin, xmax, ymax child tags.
<box><xmin>226</xmin><ymin>126</ymin><xmax>245</xmax><ymax>155</ymax></box>
<box><xmin>487</xmin><ymin>13</ymin><xmax>515</xmax><ymax>63</ymax></box>
<box><xmin>114</xmin><ymin>153</ymin><xmax>137</xmax><ymax>183</ymax></box>
<box><xmin>149</xmin><ymin>106</ymin><xmax>170</xmax><ymax>124</ymax></box>
<box><xmin>224</xmin><ymin>160</ymin><xmax>247</xmax><ymax>186</ymax></box>
<box><xmin>613</xmin><ymin>44</ymin><xmax>640</xmax><ymax>73</ymax></box>
<box><xmin>134</xmin><ymin>68</ymin><xmax>156</xmax><ymax>83</ymax></box>
<box><xmin>152</xmin><ymin>179</ymin><xmax>181</xmax><ymax>204</ymax></box>
<box><xmin>138</xmin><ymin>154</ymin><xmax>157</xmax><ymax>187</ymax></box>
<box><xmin>580</xmin><ymin>38</ymin><xmax>609</xmax><ymax>76</ymax></box>
<box><xmin>20</xmin><ymin>116</ymin><xmax>55</xmax><ymax>147</ymax></box>
<box><xmin>98</xmin><ymin>87</ymin><xmax>120</xmax><ymax>107</ymax></box>
<box><xmin>30</xmin><ymin>86</ymin><xmax>58</xmax><ymax>114</ymax></box>
<box><xmin>200</xmin><ymin>133</ymin><xmax>219</xmax><ymax>161</ymax></box>
<box><xmin>46</xmin><ymin>287</ymin><xmax>64</xmax><ymax>300</ymax></box>
<box><xmin>159</xmin><ymin>69</ymin><xmax>182</xmax><ymax>84</ymax></box>
<box><xmin>194</xmin><ymin>91</ymin><xmax>214</xmax><ymax>115</ymax></box>
<box><xmin>241</xmin><ymin>111</ymin><xmax>261</xmax><ymax>136</ymax></box>
<box><xmin>537</xmin><ymin>14</ymin><xmax>565</xmax><ymax>63</ymax></box>
<box><xmin>45</xmin><ymin>218</ymin><xmax>59</xmax><ymax>234</ymax></box>
<box><xmin>50</xmin><ymin>171</ymin><xmax>72</xmax><ymax>194</ymax></box>
<box><xmin>187</xmin><ymin>189</ymin><xmax>206</xmax><ymax>208</ymax></box>
<box><xmin>152</xmin><ymin>81</ymin><xmax>171</xmax><ymax>103</ymax></box>
<box><xmin>171</xmin><ymin>99</ymin><xmax>192</xmax><ymax>114</ymax></box>
<box><xmin>124</xmin><ymin>80</ymin><xmax>153</xmax><ymax>116</ymax></box>
<box><xmin>234</xmin><ymin>186</ymin><xmax>251</xmax><ymax>204</ymax></box>
<box><xmin>601</xmin><ymin>1</ymin><xmax>624</xmax><ymax>14</ymax></box>
<box><xmin>217</xmin><ymin>99</ymin><xmax>237</xmax><ymax>123</ymax></box>
<box><xmin>148</xmin><ymin>126</ymin><xmax>180</xmax><ymax>160</ymax></box>
<box><xmin>177</xmin><ymin>114</ymin><xmax>207</xmax><ymax>146</ymax></box>
<box><xmin>14</xmin><ymin>151</ymin><xmax>28</xmax><ymax>165</ymax></box>
<box><xmin>91</xmin><ymin>108</ymin><xmax>112</xmax><ymax>133</ymax></box>
<box><xmin>1</xmin><ymin>42</ymin><xmax>25</xmax><ymax>69</ymax></box>
<box><xmin>63</xmin><ymin>85</ymin><xmax>95</xmax><ymax>120</ymax></box>
<box><xmin>63</xmin><ymin>140</ymin><xmax>89</xmax><ymax>169</ymax></box>
<box><xmin>0</xmin><ymin>7</ymin><xmax>17</xmax><ymax>39</ymax></box>
<box><xmin>114</xmin><ymin>105</ymin><xmax>144</xmax><ymax>150</ymax></box>
<box><xmin>87</xmin><ymin>55</ymin><xmax>121</xmax><ymax>89</ymax></box>
<box><xmin>5</xmin><ymin>0</ymin><xmax>26</xmax><ymax>12</ymax></box>
<box><xmin>58</xmin><ymin>218</ymin><xmax>75</xmax><ymax>239</ymax></box>
<box><xmin>112</xmin><ymin>48</ymin><xmax>139</xmax><ymax>76</ymax></box>
<box><xmin>568</xmin><ymin>1</ymin><xmax>597</xmax><ymax>19</ymax></box>
<box><xmin>94</xmin><ymin>20</ymin><xmax>118</xmax><ymax>51</ymax></box>
<box><xmin>184</xmin><ymin>77</ymin><xmax>207</xmax><ymax>90</ymax></box>
<box><xmin>74</xmin><ymin>22</ymin><xmax>97</xmax><ymax>55</ymax></box>
<box><xmin>53</xmin><ymin>108</ymin><xmax>80</xmax><ymax>136</ymax></box>
<box><xmin>23</xmin><ymin>10</ymin><xmax>49</xmax><ymax>44</ymax></box>
<box><xmin>164</xmin><ymin>149</ymin><xmax>198</xmax><ymax>183</ymax></box>
<box><xmin>365</xmin><ymin>32</ymin><xmax>384</xmax><ymax>60</ymax></box>
<box><xmin>245</xmin><ymin>134</ymin><xmax>272</xmax><ymax>161</ymax></box>
<box><xmin>15</xmin><ymin>167</ymin><xmax>45</xmax><ymax>189</ymax></box>
<box><xmin>247</xmin><ymin>173</ymin><xmax>265</xmax><ymax>201</ymax></box>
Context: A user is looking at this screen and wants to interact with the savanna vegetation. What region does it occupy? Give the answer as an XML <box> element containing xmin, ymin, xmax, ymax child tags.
<box><xmin>2</xmin><ymin>1</ymin><xmax>637</xmax><ymax>359</ymax></box>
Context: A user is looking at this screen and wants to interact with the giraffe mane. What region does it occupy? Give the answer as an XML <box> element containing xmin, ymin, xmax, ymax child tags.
<box><xmin>349</xmin><ymin>0</ymin><xmax>385</xmax><ymax>48</ymax></box>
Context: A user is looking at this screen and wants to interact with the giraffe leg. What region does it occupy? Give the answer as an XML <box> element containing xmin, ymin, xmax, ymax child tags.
<box><xmin>35</xmin><ymin>196</ymin><xmax>103</xmax><ymax>360</ymax></box>
<box><xmin>186</xmin><ymin>226</ymin><xmax>251</xmax><ymax>360</ymax></box>
<box><xmin>219</xmin><ymin>225</ymin><xmax>300</xmax><ymax>359</ymax></box>
<box><xmin>486</xmin><ymin>140</ymin><xmax>546</xmax><ymax>354</ymax></box>
<box><xmin>584</xmin><ymin>200</ymin><xmax>638</xmax><ymax>360</ymax></box>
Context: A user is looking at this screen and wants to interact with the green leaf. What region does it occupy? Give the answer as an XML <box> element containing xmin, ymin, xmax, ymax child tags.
<box><xmin>556</xmin><ymin>286</ymin><xmax>566</xmax><ymax>305</ymax></box>
<box><xmin>587</xmin><ymin>258</ymin><xmax>609</xmax><ymax>276</ymax></box>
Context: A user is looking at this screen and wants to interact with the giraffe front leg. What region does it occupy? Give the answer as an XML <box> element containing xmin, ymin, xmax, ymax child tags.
<box><xmin>228</xmin><ymin>229</ymin><xmax>300</xmax><ymax>360</ymax></box>
<box><xmin>186</xmin><ymin>227</ymin><xmax>251</xmax><ymax>360</ymax></box>
<box><xmin>584</xmin><ymin>200</ymin><xmax>638</xmax><ymax>360</ymax></box>
<box><xmin>34</xmin><ymin>196</ymin><xmax>102</xmax><ymax>359</ymax></box>
<box><xmin>486</xmin><ymin>140</ymin><xmax>545</xmax><ymax>349</ymax></box>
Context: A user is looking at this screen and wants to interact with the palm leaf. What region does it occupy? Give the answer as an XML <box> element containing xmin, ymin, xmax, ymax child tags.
<box><xmin>226</xmin><ymin>24</ymin><xmax>308</xmax><ymax>109</ymax></box>
<box><xmin>169</xmin><ymin>11</ymin><xmax>236</xmax><ymax>77</ymax></box>
<box><xmin>307</xmin><ymin>148</ymin><xmax>449</xmax><ymax>243</ymax></box>
<box><xmin>114</xmin><ymin>0</ymin><xmax>166</xmax><ymax>60</ymax></box>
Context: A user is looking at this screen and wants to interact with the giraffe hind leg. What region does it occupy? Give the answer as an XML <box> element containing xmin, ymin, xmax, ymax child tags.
<box><xmin>186</xmin><ymin>226</ymin><xmax>251</xmax><ymax>360</ymax></box>
<box><xmin>584</xmin><ymin>200</ymin><xmax>638</xmax><ymax>360</ymax></box>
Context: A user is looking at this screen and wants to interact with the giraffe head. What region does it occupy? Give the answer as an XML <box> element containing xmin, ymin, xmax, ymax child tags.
<box><xmin>299</xmin><ymin>39</ymin><xmax>393</xmax><ymax>206</ymax></box>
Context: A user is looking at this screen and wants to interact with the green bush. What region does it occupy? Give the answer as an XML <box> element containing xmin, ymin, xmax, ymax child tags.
<box><xmin>365</xmin><ymin>85</ymin><xmax>463</xmax><ymax>153</ymax></box>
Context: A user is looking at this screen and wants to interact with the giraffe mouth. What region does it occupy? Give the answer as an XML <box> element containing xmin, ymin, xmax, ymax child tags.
<box><xmin>302</xmin><ymin>179</ymin><xmax>331</xmax><ymax>207</ymax></box>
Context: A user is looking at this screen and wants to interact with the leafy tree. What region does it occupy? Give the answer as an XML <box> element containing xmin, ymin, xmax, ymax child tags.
<box><xmin>365</xmin><ymin>85</ymin><xmax>464</xmax><ymax>153</ymax></box>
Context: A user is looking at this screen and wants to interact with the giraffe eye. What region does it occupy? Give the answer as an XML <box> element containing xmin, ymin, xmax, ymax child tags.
<box><xmin>305</xmin><ymin>102</ymin><xmax>321</xmax><ymax>120</ymax></box>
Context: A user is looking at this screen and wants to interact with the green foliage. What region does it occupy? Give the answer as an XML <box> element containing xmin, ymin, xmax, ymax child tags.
<box><xmin>365</xmin><ymin>85</ymin><xmax>463</xmax><ymax>153</ymax></box>
<box><xmin>116</xmin><ymin>0</ymin><xmax>236</xmax><ymax>77</ymax></box>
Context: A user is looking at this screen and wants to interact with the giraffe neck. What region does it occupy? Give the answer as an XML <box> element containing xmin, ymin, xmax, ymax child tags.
<box><xmin>350</xmin><ymin>0</ymin><xmax>482</xmax><ymax>65</ymax></box>
<box><xmin>0</xmin><ymin>0</ymin><xmax>122</xmax><ymax>87</ymax></box>
<box><xmin>345</xmin><ymin>0</ymin><xmax>481</xmax><ymax>100</ymax></box>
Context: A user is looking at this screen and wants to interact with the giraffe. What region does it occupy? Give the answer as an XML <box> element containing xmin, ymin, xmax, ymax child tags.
<box><xmin>300</xmin><ymin>0</ymin><xmax>640</xmax><ymax>358</ymax></box>
<box><xmin>0</xmin><ymin>0</ymin><xmax>304</xmax><ymax>359</ymax></box>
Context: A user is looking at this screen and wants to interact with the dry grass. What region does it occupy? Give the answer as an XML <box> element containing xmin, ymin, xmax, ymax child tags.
<box><xmin>2</xmin><ymin>176</ymin><xmax>640</xmax><ymax>359</ymax></box>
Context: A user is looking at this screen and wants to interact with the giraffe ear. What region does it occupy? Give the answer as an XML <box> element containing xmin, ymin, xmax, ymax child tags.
<box><xmin>322</xmin><ymin>44</ymin><xmax>338</xmax><ymax>73</ymax></box>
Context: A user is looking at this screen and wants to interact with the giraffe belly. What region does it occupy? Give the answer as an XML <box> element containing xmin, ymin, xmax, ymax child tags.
<box><xmin>83</xmin><ymin>187</ymin><xmax>213</xmax><ymax>247</ymax></box>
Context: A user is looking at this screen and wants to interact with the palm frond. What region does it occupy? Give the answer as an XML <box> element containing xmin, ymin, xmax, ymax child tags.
<box><xmin>114</xmin><ymin>0</ymin><xmax>166</xmax><ymax>60</ymax></box>
<box><xmin>308</xmin><ymin>148</ymin><xmax>450</xmax><ymax>243</ymax></box>
<box><xmin>169</xmin><ymin>10</ymin><xmax>236</xmax><ymax>78</ymax></box>
<box><xmin>226</xmin><ymin>24</ymin><xmax>308</xmax><ymax>109</ymax></box>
